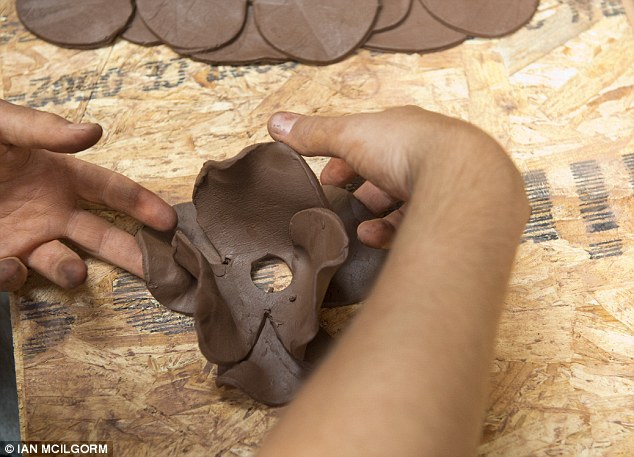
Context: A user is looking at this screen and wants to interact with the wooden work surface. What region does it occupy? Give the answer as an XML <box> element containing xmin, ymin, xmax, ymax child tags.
<box><xmin>2</xmin><ymin>1</ymin><xmax>633</xmax><ymax>455</ymax></box>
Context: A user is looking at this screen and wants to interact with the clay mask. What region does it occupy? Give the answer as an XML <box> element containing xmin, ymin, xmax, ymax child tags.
<box><xmin>137</xmin><ymin>142</ymin><xmax>387</xmax><ymax>405</ymax></box>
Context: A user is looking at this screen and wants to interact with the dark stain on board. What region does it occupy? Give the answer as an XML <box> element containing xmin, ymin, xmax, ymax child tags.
<box><xmin>18</xmin><ymin>299</ymin><xmax>75</xmax><ymax>358</ymax></box>
<box><xmin>112</xmin><ymin>272</ymin><xmax>194</xmax><ymax>335</ymax></box>
<box><xmin>570</xmin><ymin>160</ymin><xmax>619</xmax><ymax>233</ymax></box>
<box><xmin>522</xmin><ymin>169</ymin><xmax>560</xmax><ymax>243</ymax></box>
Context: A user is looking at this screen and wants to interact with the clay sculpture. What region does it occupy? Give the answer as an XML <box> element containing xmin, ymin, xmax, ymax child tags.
<box><xmin>137</xmin><ymin>142</ymin><xmax>387</xmax><ymax>405</ymax></box>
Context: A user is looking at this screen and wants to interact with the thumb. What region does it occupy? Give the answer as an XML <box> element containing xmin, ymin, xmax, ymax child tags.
<box><xmin>0</xmin><ymin>100</ymin><xmax>102</xmax><ymax>153</ymax></box>
<box><xmin>268</xmin><ymin>111</ymin><xmax>356</xmax><ymax>160</ymax></box>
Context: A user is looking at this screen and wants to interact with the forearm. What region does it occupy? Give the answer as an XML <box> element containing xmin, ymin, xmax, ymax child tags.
<box><xmin>256</xmin><ymin>129</ymin><xmax>529</xmax><ymax>457</ymax></box>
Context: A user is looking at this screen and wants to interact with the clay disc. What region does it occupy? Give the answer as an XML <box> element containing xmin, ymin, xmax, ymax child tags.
<box><xmin>136</xmin><ymin>0</ymin><xmax>248</xmax><ymax>51</ymax></box>
<box><xmin>16</xmin><ymin>0</ymin><xmax>134</xmax><ymax>48</ymax></box>
<box><xmin>253</xmin><ymin>0</ymin><xmax>380</xmax><ymax>64</ymax></box>
<box><xmin>122</xmin><ymin>9</ymin><xmax>161</xmax><ymax>46</ymax></box>
<box><xmin>365</xmin><ymin>0</ymin><xmax>466</xmax><ymax>52</ymax></box>
<box><xmin>420</xmin><ymin>0</ymin><xmax>539</xmax><ymax>38</ymax></box>
<box><xmin>374</xmin><ymin>0</ymin><xmax>413</xmax><ymax>32</ymax></box>
<box><xmin>193</xmin><ymin>6</ymin><xmax>287</xmax><ymax>65</ymax></box>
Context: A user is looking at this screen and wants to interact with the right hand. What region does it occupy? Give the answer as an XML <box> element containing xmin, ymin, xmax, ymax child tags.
<box><xmin>268</xmin><ymin>105</ymin><xmax>523</xmax><ymax>249</ymax></box>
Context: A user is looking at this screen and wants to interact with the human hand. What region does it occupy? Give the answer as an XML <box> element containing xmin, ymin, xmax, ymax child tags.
<box><xmin>260</xmin><ymin>107</ymin><xmax>529</xmax><ymax>457</ymax></box>
<box><xmin>268</xmin><ymin>105</ymin><xmax>514</xmax><ymax>249</ymax></box>
<box><xmin>0</xmin><ymin>100</ymin><xmax>177</xmax><ymax>292</ymax></box>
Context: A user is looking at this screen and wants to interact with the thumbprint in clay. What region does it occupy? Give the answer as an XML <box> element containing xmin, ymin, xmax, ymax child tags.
<box><xmin>138</xmin><ymin>142</ymin><xmax>381</xmax><ymax>405</ymax></box>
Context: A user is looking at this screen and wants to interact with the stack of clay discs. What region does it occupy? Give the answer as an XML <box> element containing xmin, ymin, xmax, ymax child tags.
<box><xmin>16</xmin><ymin>0</ymin><xmax>539</xmax><ymax>65</ymax></box>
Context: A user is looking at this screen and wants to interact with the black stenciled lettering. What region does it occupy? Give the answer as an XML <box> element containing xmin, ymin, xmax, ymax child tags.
<box><xmin>97</xmin><ymin>67</ymin><xmax>125</xmax><ymax>97</ymax></box>
<box><xmin>206</xmin><ymin>61</ymin><xmax>298</xmax><ymax>82</ymax></box>
<box><xmin>0</xmin><ymin>20</ymin><xmax>21</xmax><ymax>44</ymax></box>
<box><xmin>112</xmin><ymin>272</ymin><xmax>194</xmax><ymax>335</ymax></box>
<box><xmin>566</xmin><ymin>0</ymin><xmax>594</xmax><ymax>24</ymax></box>
<box><xmin>570</xmin><ymin>160</ymin><xmax>619</xmax><ymax>233</ymax></box>
<box><xmin>27</xmin><ymin>76</ymin><xmax>54</xmax><ymax>108</ymax></box>
<box><xmin>521</xmin><ymin>169</ymin><xmax>559</xmax><ymax>243</ymax></box>
<box><xmin>588</xmin><ymin>239</ymin><xmax>623</xmax><ymax>260</ymax></box>
<box><xmin>72</xmin><ymin>70</ymin><xmax>99</xmax><ymax>101</ymax></box>
<box><xmin>50</xmin><ymin>74</ymin><xmax>76</xmax><ymax>105</ymax></box>
<box><xmin>143</xmin><ymin>57</ymin><xmax>189</xmax><ymax>91</ymax></box>
<box><xmin>600</xmin><ymin>0</ymin><xmax>624</xmax><ymax>17</ymax></box>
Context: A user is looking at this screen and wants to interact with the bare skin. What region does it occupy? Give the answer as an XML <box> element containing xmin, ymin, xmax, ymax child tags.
<box><xmin>257</xmin><ymin>106</ymin><xmax>530</xmax><ymax>457</ymax></box>
<box><xmin>0</xmin><ymin>100</ymin><xmax>176</xmax><ymax>291</ymax></box>
<box><xmin>1</xmin><ymin>102</ymin><xmax>529</xmax><ymax>455</ymax></box>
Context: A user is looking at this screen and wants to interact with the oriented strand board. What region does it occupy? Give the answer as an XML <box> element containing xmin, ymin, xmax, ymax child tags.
<box><xmin>2</xmin><ymin>0</ymin><xmax>633</xmax><ymax>455</ymax></box>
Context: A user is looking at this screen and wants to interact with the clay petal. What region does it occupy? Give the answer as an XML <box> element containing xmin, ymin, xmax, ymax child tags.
<box><xmin>252</xmin><ymin>0</ymin><xmax>380</xmax><ymax>64</ymax></box>
<box><xmin>136</xmin><ymin>225</ymin><xmax>195</xmax><ymax>315</ymax></box>
<box><xmin>169</xmin><ymin>232</ymin><xmax>250</xmax><ymax>363</ymax></box>
<box><xmin>136</xmin><ymin>202</ymin><xmax>222</xmax><ymax>315</ymax></box>
<box><xmin>190</xmin><ymin>143</ymin><xmax>342</xmax><ymax>360</ymax></box>
<box><xmin>193</xmin><ymin>142</ymin><xmax>328</xmax><ymax>260</ymax></box>
<box><xmin>364</xmin><ymin>0</ymin><xmax>466</xmax><ymax>52</ymax></box>
<box><xmin>270</xmin><ymin>208</ymin><xmax>348</xmax><ymax>357</ymax></box>
<box><xmin>136</xmin><ymin>0</ymin><xmax>248</xmax><ymax>51</ymax></box>
<box><xmin>193</xmin><ymin>6</ymin><xmax>287</xmax><ymax>65</ymax></box>
<box><xmin>374</xmin><ymin>0</ymin><xmax>413</xmax><ymax>32</ymax></box>
<box><xmin>16</xmin><ymin>0</ymin><xmax>133</xmax><ymax>48</ymax></box>
<box><xmin>121</xmin><ymin>8</ymin><xmax>161</xmax><ymax>46</ymax></box>
<box><xmin>321</xmin><ymin>186</ymin><xmax>388</xmax><ymax>307</ymax></box>
<box><xmin>215</xmin><ymin>318</ymin><xmax>309</xmax><ymax>406</ymax></box>
<box><xmin>170</xmin><ymin>202</ymin><xmax>222</xmax><ymax>266</ymax></box>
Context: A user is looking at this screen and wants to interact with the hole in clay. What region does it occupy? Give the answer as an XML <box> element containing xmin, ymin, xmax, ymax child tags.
<box><xmin>250</xmin><ymin>256</ymin><xmax>293</xmax><ymax>293</ymax></box>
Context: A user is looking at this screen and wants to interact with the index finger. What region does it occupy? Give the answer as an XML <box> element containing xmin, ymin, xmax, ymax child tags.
<box><xmin>0</xmin><ymin>100</ymin><xmax>102</xmax><ymax>153</ymax></box>
<box><xmin>66</xmin><ymin>155</ymin><xmax>177</xmax><ymax>232</ymax></box>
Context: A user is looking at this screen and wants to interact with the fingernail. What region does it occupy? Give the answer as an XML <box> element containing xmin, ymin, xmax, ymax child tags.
<box><xmin>59</xmin><ymin>259</ymin><xmax>87</xmax><ymax>289</ymax></box>
<box><xmin>66</xmin><ymin>122</ymin><xmax>98</xmax><ymax>131</ymax></box>
<box><xmin>269</xmin><ymin>112</ymin><xmax>300</xmax><ymax>137</ymax></box>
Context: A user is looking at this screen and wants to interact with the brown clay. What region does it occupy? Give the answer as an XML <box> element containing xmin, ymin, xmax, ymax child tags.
<box><xmin>365</xmin><ymin>0</ymin><xmax>466</xmax><ymax>52</ymax></box>
<box><xmin>252</xmin><ymin>0</ymin><xmax>380</xmax><ymax>64</ymax></box>
<box><xmin>138</xmin><ymin>143</ymin><xmax>353</xmax><ymax>404</ymax></box>
<box><xmin>193</xmin><ymin>6</ymin><xmax>287</xmax><ymax>65</ymax></box>
<box><xmin>122</xmin><ymin>9</ymin><xmax>161</xmax><ymax>46</ymax></box>
<box><xmin>135</xmin><ymin>0</ymin><xmax>248</xmax><ymax>51</ymax></box>
<box><xmin>16</xmin><ymin>0</ymin><xmax>133</xmax><ymax>48</ymax></box>
<box><xmin>374</xmin><ymin>0</ymin><xmax>414</xmax><ymax>32</ymax></box>
<box><xmin>321</xmin><ymin>185</ymin><xmax>388</xmax><ymax>308</ymax></box>
<box><xmin>420</xmin><ymin>0</ymin><xmax>539</xmax><ymax>38</ymax></box>
<box><xmin>137</xmin><ymin>143</ymin><xmax>389</xmax><ymax>404</ymax></box>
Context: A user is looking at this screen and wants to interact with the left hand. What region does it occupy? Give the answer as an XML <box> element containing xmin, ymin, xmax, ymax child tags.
<box><xmin>0</xmin><ymin>100</ymin><xmax>177</xmax><ymax>291</ymax></box>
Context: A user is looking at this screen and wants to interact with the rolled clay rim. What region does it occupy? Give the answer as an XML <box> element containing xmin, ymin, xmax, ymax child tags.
<box><xmin>192</xmin><ymin>6</ymin><xmax>287</xmax><ymax>65</ymax></box>
<box><xmin>136</xmin><ymin>0</ymin><xmax>248</xmax><ymax>51</ymax></box>
<box><xmin>374</xmin><ymin>0</ymin><xmax>414</xmax><ymax>32</ymax></box>
<box><xmin>253</xmin><ymin>0</ymin><xmax>381</xmax><ymax>64</ymax></box>
<box><xmin>16</xmin><ymin>0</ymin><xmax>134</xmax><ymax>48</ymax></box>
<box><xmin>365</xmin><ymin>0</ymin><xmax>467</xmax><ymax>52</ymax></box>
<box><xmin>121</xmin><ymin>8</ymin><xmax>161</xmax><ymax>46</ymax></box>
<box><xmin>419</xmin><ymin>0</ymin><xmax>540</xmax><ymax>38</ymax></box>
